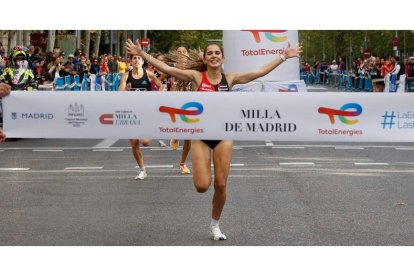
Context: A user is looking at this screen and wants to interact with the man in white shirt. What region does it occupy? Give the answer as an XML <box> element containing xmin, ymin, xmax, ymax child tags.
<box><xmin>329</xmin><ymin>60</ymin><xmax>338</xmax><ymax>85</ymax></box>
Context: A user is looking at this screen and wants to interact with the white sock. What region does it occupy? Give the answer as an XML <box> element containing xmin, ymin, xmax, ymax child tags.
<box><xmin>210</xmin><ymin>218</ymin><xmax>220</xmax><ymax>228</ymax></box>
<box><xmin>140</xmin><ymin>166</ymin><xmax>146</xmax><ymax>172</ymax></box>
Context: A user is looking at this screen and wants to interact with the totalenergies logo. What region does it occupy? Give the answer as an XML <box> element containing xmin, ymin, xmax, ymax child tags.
<box><xmin>318</xmin><ymin>103</ymin><xmax>363</xmax><ymax>124</ymax></box>
<box><xmin>243</xmin><ymin>30</ymin><xmax>288</xmax><ymax>43</ymax></box>
<box><xmin>159</xmin><ymin>102</ymin><xmax>204</xmax><ymax>123</ymax></box>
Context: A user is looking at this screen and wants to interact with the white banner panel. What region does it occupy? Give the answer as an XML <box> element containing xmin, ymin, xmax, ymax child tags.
<box><xmin>2</xmin><ymin>91</ymin><xmax>414</xmax><ymax>142</ymax></box>
<box><xmin>232</xmin><ymin>82</ymin><xmax>263</xmax><ymax>92</ymax></box>
<box><xmin>232</xmin><ymin>80</ymin><xmax>308</xmax><ymax>92</ymax></box>
<box><xmin>223</xmin><ymin>30</ymin><xmax>299</xmax><ymax>81</ymax></box>
<box><xmin>263</xmin><ymin>80</ymin><xmax>307</xmax><ymax>92</ymax></box>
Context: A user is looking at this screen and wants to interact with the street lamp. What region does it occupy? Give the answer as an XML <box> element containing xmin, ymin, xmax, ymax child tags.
<box><xmin>322</xmin><ymin>32</ymin><xmax>325</xmax><ymax>62</ymax></box>
<box><xmin>17</xmin><ymin>30</ymin><xmax>23</xmax><ymax>45</ymax></box>
<box><xmin>305</xmin><ymin>35</ymin><xmax>308</xmax><ymax>62</ymax></box>
<box><xmin>404</xmin><ymin>30</ymin><xmax>406</xmax><ymax>60</ymax></box>
<box><xmin>349</xmin><ymin>38</ymin><xmax>352</xmax><ymax>72</ymax></box>
<box><xmin>393</xmin><ymin>30</ymin><xmax>399</xmax><ymax>57</ymax></box>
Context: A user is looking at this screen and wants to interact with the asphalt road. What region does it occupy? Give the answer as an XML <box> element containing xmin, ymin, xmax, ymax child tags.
<box><xmin>1</xmin><ymin>139</ymin><xmax>413</xmax><ymax>245</ymax></box>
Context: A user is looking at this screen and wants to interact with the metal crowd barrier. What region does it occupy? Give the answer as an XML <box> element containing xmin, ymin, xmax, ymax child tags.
<box><xmin>302</xmin><ymin>70</ymin><xmax>376</xmax><ymax>92</ymax></box>
<box><xmin>51</xmin><ymin>73</ymin><xmax>124</xmax><ymax>92</ymax></box>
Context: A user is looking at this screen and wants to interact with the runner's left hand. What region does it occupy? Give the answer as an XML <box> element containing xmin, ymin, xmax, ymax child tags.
<box><xmin>284</xmin><ymin>42</ymin><xmax>302</xmax><ymax>59</ymax></box>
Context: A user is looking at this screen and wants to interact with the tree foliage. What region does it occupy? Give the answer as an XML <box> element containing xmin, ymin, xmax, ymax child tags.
<box><xmin>299</xmin><ymin>30</ymin><xmax>414</xmax><ymax>64</ymax></box>
<box><xmin>146</xmin><ymin>30</ymin><xmax>414</xmax><ymax>61</ymax></box>
<box><xmin>147</xmin><ymin>30</ymin><xmax>222</xmax><ymax>53</ymax></box>
<box><xmin>3</xmin><ymin>30</ymin><xmax>413</xmax><ymax>63</ymax></box>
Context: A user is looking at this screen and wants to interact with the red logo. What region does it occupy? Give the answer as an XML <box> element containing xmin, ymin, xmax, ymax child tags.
<box><xmin>99</xmin><ymin>114</ymin><xmax>113</xmax><ymax>125</ymax></box>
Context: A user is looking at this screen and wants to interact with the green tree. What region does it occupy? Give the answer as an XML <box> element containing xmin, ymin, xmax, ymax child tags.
<box><xmin>147</xmin><ymin>30</ymin><xmax>222</xmax><ymax>53</ymax></box>
<box><xmin>299</xmin><ymin>30</ymin><xmax>414</xmax><ymax>65</ymax></box>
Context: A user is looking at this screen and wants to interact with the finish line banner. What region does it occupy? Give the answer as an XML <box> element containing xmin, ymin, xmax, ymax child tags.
<box><xmin>2</xmin><ymin>91</ymin><xmax>414</xmax><ymax>142</ymax></box>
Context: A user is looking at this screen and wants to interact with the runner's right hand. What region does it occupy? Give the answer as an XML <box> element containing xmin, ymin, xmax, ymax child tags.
<box><xmin>125</xmin><ymin>39</ymin><xmax>142</xmax><ymax>56</ymax></box>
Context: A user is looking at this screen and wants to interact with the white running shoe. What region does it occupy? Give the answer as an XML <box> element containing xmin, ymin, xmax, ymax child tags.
<box><xmin>135</xmin><ymin>170</ymin><xmax>147</xmax><ymax>180</ymax></box>
<box><xmin>158</xmin><ymin>140</ymin><xmax>167</xmax><ymax>147</ymax></box>
<box><xmin>210</xmin><ymin>226</ymin><xmax>227</xmax><ymax>241</ymax></box>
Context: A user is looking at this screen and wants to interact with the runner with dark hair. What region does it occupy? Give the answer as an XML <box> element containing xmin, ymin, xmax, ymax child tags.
<box><xmin>126</xmin><ymin>38</ymin><xmax>302</xmax><ymax>240</ymax></box>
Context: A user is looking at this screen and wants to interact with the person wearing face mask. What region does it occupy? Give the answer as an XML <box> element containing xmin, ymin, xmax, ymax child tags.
<box><xmin>0</xmin><ymin>46</ymin><xmax>35</xmax><ymax>90</ymax></box>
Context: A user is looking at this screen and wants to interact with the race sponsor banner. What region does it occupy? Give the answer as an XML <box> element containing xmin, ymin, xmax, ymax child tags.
<box><xmin>223</xmin><ymin>30</ymin><xmax>300</xmax><ymax>81</ymax></box>
<box><xmin>263</xmin><ymin>80</ymin><xmax>307</xmax><ymax>92</ymax></box>
<box><xmin>2</xmin><ymin>91</ymin><xmax>414</xmax><ymax>142</ymax></box>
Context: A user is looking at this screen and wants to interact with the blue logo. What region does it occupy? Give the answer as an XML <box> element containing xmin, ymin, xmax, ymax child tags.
<box><xmin>381</xmin><ymin>111</ymin><xmax>414</xmax><ymax>130</ymax></box>
<box><xmin>11</xmin><ymin>112</ymin><xmax>17</xmax><ymax>120</ymax></box>
<box><xmin>381</xmin><ymin>111</ymin><xmax>396</xmax><ymax>129</ymax></box>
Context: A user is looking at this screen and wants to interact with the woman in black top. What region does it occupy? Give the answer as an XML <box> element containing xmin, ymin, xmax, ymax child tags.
<box><xmin>119</xmin><ymin>54</ymin><xmax>163</xmax><ymax>180</ymax></box>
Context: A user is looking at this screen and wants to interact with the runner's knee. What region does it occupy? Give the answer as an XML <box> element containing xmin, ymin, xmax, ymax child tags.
<box><xmin>141</xmin><ymin>140</ymin><xmax>151</xmax><ymax>147</ymax></box>
<box><xmin>214</xmin><ymin>179</ymin><xmax>227</xmax><ymax>192</ymax></box>
<box><xmin>195</xmin><ymin>186</ymin><xmax>209</xmax><ymax>193</ymax></box>
<box><xmin>193</xmin><ymin>178</ymin><xmax>211</xmax><ymax>193</ymax></box>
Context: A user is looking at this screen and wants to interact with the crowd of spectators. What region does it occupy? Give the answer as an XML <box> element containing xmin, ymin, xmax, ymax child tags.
<box><xmin>2</xmin><ymin>41</ymin><xmax>414</xmax><ymax>92</ymax></box>
<box><xmin>0</xmin><ymin>43</ymin><xmax>132</xmax><ymax>91</ymax></box>
<box><xmin>300</xmin><ymin>54</ymin><xmax>414</xmax><ymax>92</ymax></box>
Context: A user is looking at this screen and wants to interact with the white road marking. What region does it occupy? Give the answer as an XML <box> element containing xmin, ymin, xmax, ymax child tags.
<box><xmin>0</xmin><ymin>168</ymin><xmax>30</xmax><ymax>171</ymax></box>
<box><xmin>279</xmin><ymin>162</ymin><xmax>315</xmax><ymax>166</ymax></box>
<box><xmin>354</xmin><ymin>163</ymin><xmax>389</xmax><ymax>166</ymax></box>
<box><xmin>150</xmin><ymin>145</ymin><xmax>247</xmax><ymax>150</ymax></box>
<box><xmin>135</xmin><ymin>165</ymin><xmax>174</xmax><ymax>168</ymax></box>
<box><xmin>150</xmin><ymin>144</ymin><xmax>243</xmax><ymax>150</ymax></box>
<box><xmin>2</xmin><ymin>166</ymin><xmax>413</xmax><ymax>176</ymax></box>
<box><xmin>92</xmin><ymin>139</ymin><xmax>119</xmax><ymax>148</ymax></box>
<box><xmin>211</xmin><ymin>163</ymin><xmax>245</xmax><ymax>167</ymax></box>
<box><xmin>334</xmin><ymin>146</ymin><xmax>364</xmax><ymax>150</ymax></box>
<box><xmin>272</xmin><ymin>146</ymin><xmax>305</xmax><ymax>149</ymax></box>
<box><xmin>65</xmin><ymin>167</ymin><xmax>103</xmax><ymax>170</ymax></box>
<box><xmin>150</xmin><ymin>148</ymin><xmax>180</xmax><ymax>151</ymax></box>
<box><xmin>92</xmin><ymin>149</ymin><xmax>124</xmax><ymax>152</ymax></box>
<box><xmin>2</xmin><ymin>143</ymin><xmax>414</xmax><ymax>151</ymax></box>
<box><xmin>8</xmin><ymin>180</ymin><xmax>42</xmax><ymax>183</ymax></box>
<box><xmin>32</xmin><ymin>149</ymin><xmax>63</xmax><ymax>152</ymax></box>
